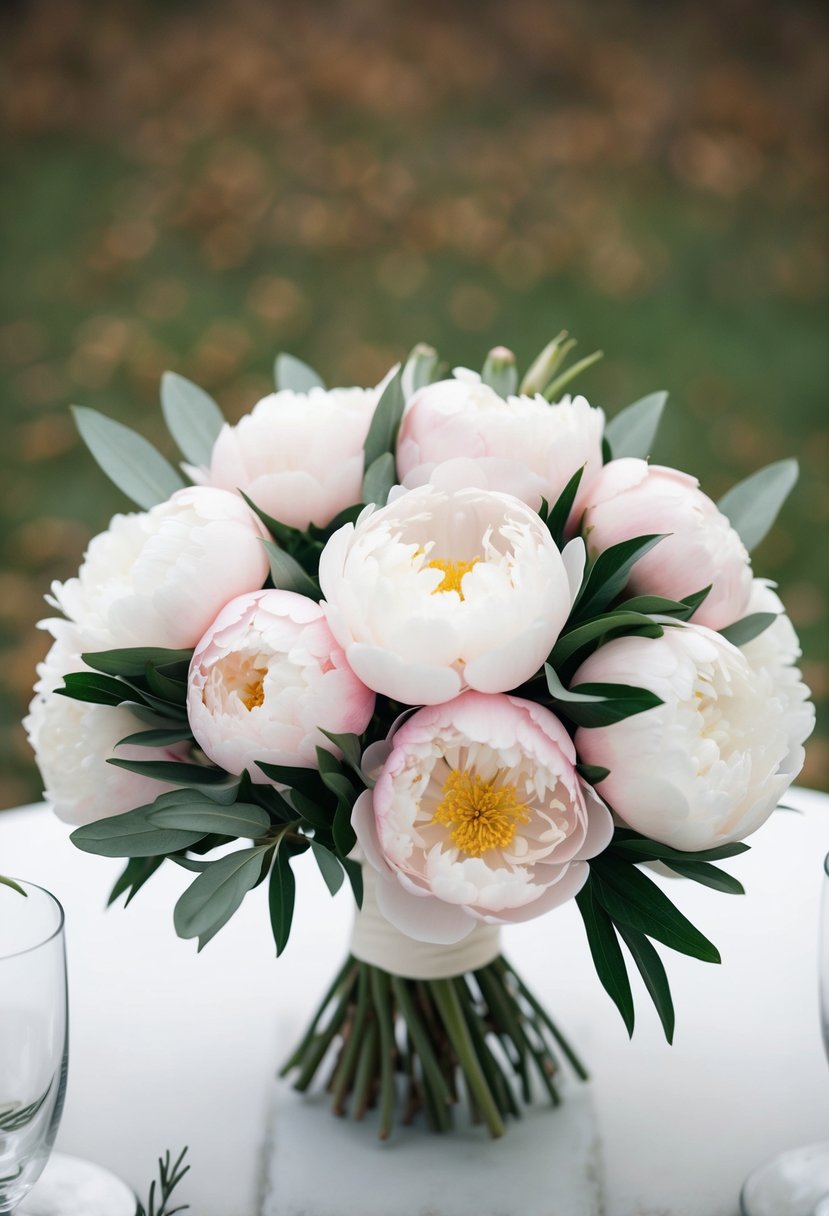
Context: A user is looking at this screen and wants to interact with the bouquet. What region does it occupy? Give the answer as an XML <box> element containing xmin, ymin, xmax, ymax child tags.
<box><xmin>25</xmin><ymin>335</ymin><xmax>814</xmax><ymax>1140</ymax></box>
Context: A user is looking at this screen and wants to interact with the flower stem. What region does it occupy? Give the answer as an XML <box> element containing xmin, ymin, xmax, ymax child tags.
<box><xmin>430</xmin><ymin>978</ymin><xmax>505</xmax><ymax>1139</ymax></box>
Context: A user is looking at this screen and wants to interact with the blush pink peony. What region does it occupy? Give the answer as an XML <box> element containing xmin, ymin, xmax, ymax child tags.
<box><xmin>352</xmin><ymin>691</ymin><xmax>614</xmax><ymax>943</ymax></box>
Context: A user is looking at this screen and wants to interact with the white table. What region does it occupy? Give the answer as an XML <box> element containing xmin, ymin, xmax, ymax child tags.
<box><xmin>2</xmin><ymin>791</ymin><xmax>828</xmax><ymax>1216</ymax></box>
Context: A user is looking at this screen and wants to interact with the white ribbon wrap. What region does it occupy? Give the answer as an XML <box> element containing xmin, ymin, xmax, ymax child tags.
<box><xmin>349</xmin><ymin>868</ymin><xmax>501</xmax><ymax>980</ymax></box>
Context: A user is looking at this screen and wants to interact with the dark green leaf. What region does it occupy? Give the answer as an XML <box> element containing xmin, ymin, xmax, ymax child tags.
<box><xmin>616</xmin><ymin>594</ymin><xmax>700</xmax><ymax>619</ymax></box>
<box><xmin>82</xmin><ymin>647</ymin><xmax>193</xmax><ymax>678</ymax></box>
<box><xmin>341</xmin><ymin>857</ymin><xmax>364</xmax><ymax>908</ymax></box>
<box><xmin>717</xmin><ymin>459</ymin><xmax>798</xmax><ymax>552</ymax></box>
<box><xmin>107</xmin><ymin>855</ymin><xmax>165</xmax><ymax>906</ymax></box>
<box><xmin>604</xmin><ymin>391</ymin><xmax>667</xmax><ymax>460</ymax></box>
<box><xmin>107</xmin><ymin>757</ymin><xmax>229</xmax><ymax>786</ymax></box>
<box><xmin>310</xmin><ymin>840</ymin><xmax>345</xmax><ymax>896</ymax></box>
<box><xmin>57</xmin><ymin>671</ymin><xmax>132</xmax><ymax>707</ymax></box>
<box><xmin>148</xmin><ymin>802</ymin><xmax>271</xmax><ymax>838</ymax></box>
<box><xmin>173</xmin><ymin>846</ymin><xmax>268</xmax><ymax>942</ymax></box>
<box><xmin>71</xmin><ymin>797</ymin><xmax>206</xmax><ymax>858</ymax></box>
<box><xmin>609</xmin><ymin>830</ymin><xmax>750</xmax><ymax>864</ymax></box>
<box><xmin>256</xmin><ymin>761</ymin><xmax>330</xmax><ymax>802</ymax></box>
<box><xmin>663</xmin><ymin>859</ymin><xmax>745</xmax><ymax>895</ymax></box>
<box><xmin>575</xmin><ymin>882</ymin><xmax>634</xmax><ymax>1036</ymax></box>
<box><xmin>573</xmin><ymin>534</ymin><xmax>665</xmax><ymax>620</ymax></box>
<box><xmin>576</xmin><ymin>763</ymin><xmax>610</xmax><ymax>785</ymax></box>
<box><xmin>142</xmin><ymin>664</ymin><xmax>188</xmax><ymax>705</ymax></box>
<box><xmin>719</xmin><ymin>613</ymin><xmax>777</xmax><ymax>648</ymax></box>
<box><xmin>332</xmin><ymin>796</ymin><xmax>357</xmax><ymax>858</ymax></box>
<box><xmin>550</xmin><ymin>612</ymin><xmax>662</xmax><ymax>667</ymax></box>
<box><xmin>362</xmin><ymin>451</ymin><xmax>396</xmax><ymax>506</ymax></box>
<box><xmin>545</xmin><ymin>465</ymin><xmax>585</xmax><ymax>547</ymax></box>
<box><xmin>269</xmin><ymin>843</ymin><xmax>297</xmax><ymax>955</ymax></box>
<box><xmin>290</xmin><ymin>792</ymin><xmax>334</xmax><ymax>830</ymax></box>
<box><xmin>318</xmin><ymin>730</ymin><xmax>363</xmax><ymax>774</ymax></box>
<box><xmin>160</xmin><ymin>371</ymin><xmax>224</xmax><ymax>465</ymax></box>
<box><xmin>560</xmin><ymin>682</ymin><xmax>663</xmax><ymax>727</ymax></box>
<box><xmin>591</xmin><ymin>860</ymin><xmax>721</xmax><ymax>963</ymax></box>
<box><xmin>262</xmin><ymin>539</ymin><xmax>320</xmax><ymax>598</ymax></box>
<box><xmin>274</xmin><ymin>352</ymin><xmax>325</xmax><ymax>392</ymax></box>
<box><xmin>615</xmin><ymin>923</ymin><xmax>675</xmax><ymax>1043</ymax></box>
<box><xmin>71</xmin><ymin>405</ymin><xmax>185</xmax><ymax>508</ymax></box>
<box><xmin>544</xmin><ymin>664</ymin><xmax>605</xmax><ymax>703</ymax></box>
<box><xmin>117</xmin><ymin>726</ymin><xmax>194</xmax><ymax>748</ymax></box>
<box><xmin>363</xmin><ymin>367</ymin><xmax>405</xmax><ymax>468</ymax></box>
<box><xmin>238</xmin><ymin>490</ymin><xmax>308</xmax><ymax>553</ymax></box>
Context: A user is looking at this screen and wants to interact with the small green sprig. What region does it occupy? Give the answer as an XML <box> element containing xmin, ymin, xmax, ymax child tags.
<box><xmin>135</xmin><ymin>1146</ymin><xmax>190</xmax><ymax>1216</ymax></box>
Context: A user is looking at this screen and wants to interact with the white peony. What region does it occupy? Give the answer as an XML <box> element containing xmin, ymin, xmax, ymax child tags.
<box><xmin>187</xmin><ymin>590</ymin><xmax>375</xmax><ymax>780</ymax></box>
<box><xmin>25</xmin><ymin>621</ymin><xmax>182</xmax><ymax>825</ymax></box>
<box><xmin>189</xmin><ymin>379</ymin><xmax>390</xmax><ymax>530</ymax></box>
<box><xmin>353</xmin><ymin>691</ymin><xmax>614</xmax><ymax>943</ymax></box>
<box><xmin>573</xmin><ymin>618</ymin><xmax>814</xmax><ymax>851</ymax></box>
<box><xmin>319</xmin><ymin>484</ymin><xmax>582</xmax><ymax>706</ymax></box>
<box><xmin>396</xmin><ymin>371</ymin><xmax>605</xmax><ymax>525</ymax></box>
<box><xmin>49</xmin><ymin>487</ymin><xmax>269</xmax><ymax>651</ymax></box>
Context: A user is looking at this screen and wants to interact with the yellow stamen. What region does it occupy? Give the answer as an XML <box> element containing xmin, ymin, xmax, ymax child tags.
<box><xmin>427</xmin><ymin>557</ymin><xmax>480</xmax><ymax>599</ymax></box>
<box><xmin>240</xmin><ymin>670</ymin><xmax>266</xmax><ymax>710</ymax></box>
<box><xmin>432</xmin><ymin>769</ymin><xmax>530</xmax><ymax>857</ymax></box>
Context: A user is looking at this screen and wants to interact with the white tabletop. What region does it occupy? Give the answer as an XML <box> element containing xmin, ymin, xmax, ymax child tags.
<box><xmin>2</xmin><ymin>790</ymin><xmax>828</xmax><ymax>1216</ymax></box>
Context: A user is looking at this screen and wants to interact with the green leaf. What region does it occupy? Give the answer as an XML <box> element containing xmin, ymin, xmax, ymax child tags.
<box><xmin>174</xmin><ymin>846</ymin><xmax>269</xmax><ymax>945</ymax></box>
<box><xmin>562</xmin><ymin>683</ymin><xmax>663</xmax><ymax>727</ymax></box>
<box><xmin>148</xmin><ymin>802</ymin><xmax>272</xmax><ymax>838</ymax></box>
<box><xmin>71</xmin><ymin>797</ymin><xmax>206</xmax><ymax>858</ymax></box>
<box><xmin>576</xmin><ymin>763</ymin><xmax>610</xmax><ymax>785</ymax></box>
<box><xmin>615</xmin><ymin>923</ymin><xmax>675</xmax><ymax>1044</ymax></box>
<box><xmin>256</xmin><ymin>761</ymin><xmax>329</xmax><ymax>802</ymax></box>
<box><xmin>71</xmin><ymin>405</ymin><xmax>185</xmax><ymax>509</ymax></box>
<box><xmin>663</xmin><ymin>859</ymin><xmax>745</xmax><ymax>895</ymax></box>
<box><xmin>591</xmin><ymin>860</ymin><xmax>721</xmax><ymax>963</ymax></box>
<box><xmin>719</xmin><ymin>613</ymin><xmax>777</xmax><ymax>648</ymax></box>
<box><xmin>481</xmin><ymin>347</ymin><xmax>518</xmax><ymax>398</ymax></box>
<box><xmin>616</xmin><ymin>594</ymin><xmax>697</xmax><ymax>617</ymax></box>
<box><xmin>604</xmin><ymin>391</ymin><xmax>667</xmax><ymax>460</ymax></box>
<box><xmin>57</xmin><ymin>671</ymin><xmax>132</xmax><ymax>707</ymax></box>
<box><xmin>363</xmin><ymin>367</ymin><xmax>405</xmax><ymax>468</ymax></box>
<box><xmin>575</xmin><ymin>882</ymin><xmax>634</xmax><ymax>1036</ymax></box>
<box><xmin>160</xmin><ymin>371</ymin><xmax>224</xmax><ymax>465</ymax></box>
<box><xmin>116</xmin><ymin>726</ymin><xmax>194</xmax><ymax>748</ymax></box>
<box><xmin>310</xmin><ymin>840</ymin><xmax>345</xmax><ymax>896</ymax></box>
<box><xmin>341</xmin><ymin>857</ymin><xmax>364</xmax><ymax>908</ymax></box>
<box><xmin>573</xmin><ymin>534</ymin><xmax>665</xmax><ymax>620</ymax></box>
<box><xmin>545</xmin><ymin>465</ymin><xmax>585</xmax><ymax>547</ymax></box>
<box><xmin>82</xmin><ymin>647</ymin><xmax>193</xmax><ymax>678</ymax></box>
<box><xmin>289</xmin><ymin>792</ymin><xmax>333</xmax><ymax>830</ymax></box>
<box><xmin>107</xmin><ymin>856</ymin><xmax>165</xmax><ymax>907</ymax></box>
<box><xmin>107</xmin><ymin>757</ymin><xmax>229</xmax><ymax>786</ymax></box>
<box><xmin>332</xmin><ymin>796</ymin><xmax>357</xmax><ymax>857</ymax></box>
<box><xmin>609</xmin><ymin>829</ymin><xmax>750</xmax><ymax>865</ymax></box>
<box><xmin>0</xmin><ymin>875</ymin><xmax>26</xmax><ymax>896</ymax></box>
<box><xmin>262</xmin><ymin>539</ymin><xmax>320</xmax><ymax>598</ymax></box>
<box><xmin>550</xmin><ymin>611</ymin><xmax>662</xmax><ymax>668</ymax></box>
<box><xmin>269</xmin><ymin>842</ymin><xmax>297</xmax><ymax>955</ymax></box>
<box><xmin>544</xmin><ymin>349</ymin><xmax>603</xmax><ymax>401</ymax></box>
<box><xmin>362</xmin><ymin>451</ymin><xmax>396</xmax><ymax>506</ymax></box>
<box><xmin>717</xmin><ymin>458</ymin><xmax>799</xmax><ymax>552</ymax></box>
<box><xmin>545</xmin><ymin>664</ymin><xmax>605</xmax><ymax>703</ymax></box>
<box><xmin>318</xmin><ymin>730</ymin><xmax>363</xmax><ymax>774</ymax></box>
<box><xmin>274</xmin><ymin>353</ymin><xmax>325</xmax><ymax>393</ymax></box>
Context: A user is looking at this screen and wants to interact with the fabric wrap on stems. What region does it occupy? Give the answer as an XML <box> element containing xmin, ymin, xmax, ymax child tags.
<box><xmin>349</xmin><ymin>867</ymin><xmax>501</xmax><ymax>980</ymax></box>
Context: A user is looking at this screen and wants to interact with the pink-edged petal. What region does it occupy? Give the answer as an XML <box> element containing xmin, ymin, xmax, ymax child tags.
<box><xmin>375</xmin><ymin>875</ymin><xmax>477</xmax><ymax>944</ymax></box>
<box><xmin>350</xmin><ymin>789</ymin><xmax>390</xmax><ymax>875</ymax></box>
<box><xmin>346</xmin><ymin>642</ymin><xmax>463</xmax><ymax>705</ymax></box>
<box><xmin>475</xmin><ymin>862</ymin><xmax>589</xmax><ymax>924</ymax></box>
<box><xmin>573</xmin><ymin>782</ymin><xmax>615</xmax><ymax>860</ymax></box>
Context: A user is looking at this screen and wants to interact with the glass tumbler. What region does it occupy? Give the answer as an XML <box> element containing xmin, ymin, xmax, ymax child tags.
<box><xmin>0</xmin><ymin>881</ymin><xmax>68</xmax><ymax>1215</ymax></box>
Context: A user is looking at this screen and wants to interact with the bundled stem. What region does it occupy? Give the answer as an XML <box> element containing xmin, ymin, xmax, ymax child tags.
<box><xmin>280</xmin><ymin>954</ymin><xmax>586</xmax><ymax>1140</ymax></box>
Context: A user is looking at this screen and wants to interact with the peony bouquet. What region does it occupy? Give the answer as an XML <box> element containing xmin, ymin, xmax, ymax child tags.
<box><xmin>25</xmin><ymin>335</ymin><xmax>814</xmax><ymax>1139</ymax></box>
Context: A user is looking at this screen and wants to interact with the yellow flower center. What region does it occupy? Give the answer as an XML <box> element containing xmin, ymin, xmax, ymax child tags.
<box><xmin>427</xmin><ymin>557</ymin><xmax>480</xmax><ymax>599</ymax></box>
<box><xmin>431</xmin><ymin>769</ymin><xmax>530</xmax><ymax>857</ymax></box>
<box><xmin>240</xmin><ymin>670</ymin><xmax>266</xmax><ymax>710</ymax></box>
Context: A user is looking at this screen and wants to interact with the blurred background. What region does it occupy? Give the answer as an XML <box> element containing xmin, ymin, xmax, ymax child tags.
<box><xmin>0</xmin><ymin>0</ymin><xmax>826</xmax><ymax>809</ymax></box>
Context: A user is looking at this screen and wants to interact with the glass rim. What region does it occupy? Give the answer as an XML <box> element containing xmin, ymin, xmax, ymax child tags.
<box><xmin>0</xmin><ymin>879</ymin><xmax>65</xmax><ymax>961</ymax></box>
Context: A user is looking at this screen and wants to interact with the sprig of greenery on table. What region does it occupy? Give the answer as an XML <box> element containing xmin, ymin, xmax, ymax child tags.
<box><xmin>135</xmin><ymin>1147</ymin><xmax>190</xmax><ymax>1216</ymax></box>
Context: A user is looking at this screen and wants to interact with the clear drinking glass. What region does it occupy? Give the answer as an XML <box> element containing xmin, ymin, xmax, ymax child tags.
<box><xmin>739</xmin><ymin>850</ymin><xmax>829</xmax><ymax>1215</ymax></box>
<box><xmin>0</xmin><ymin>881</ymin><xmax>68</xmax><ymax>1215</ymax></box>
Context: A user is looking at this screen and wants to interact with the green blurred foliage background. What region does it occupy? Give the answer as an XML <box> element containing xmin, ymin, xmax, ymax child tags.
<box><xmin>1</xmin><ymin>0</ymin><xmax>827</xmax><ymax>808</ymax></box>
